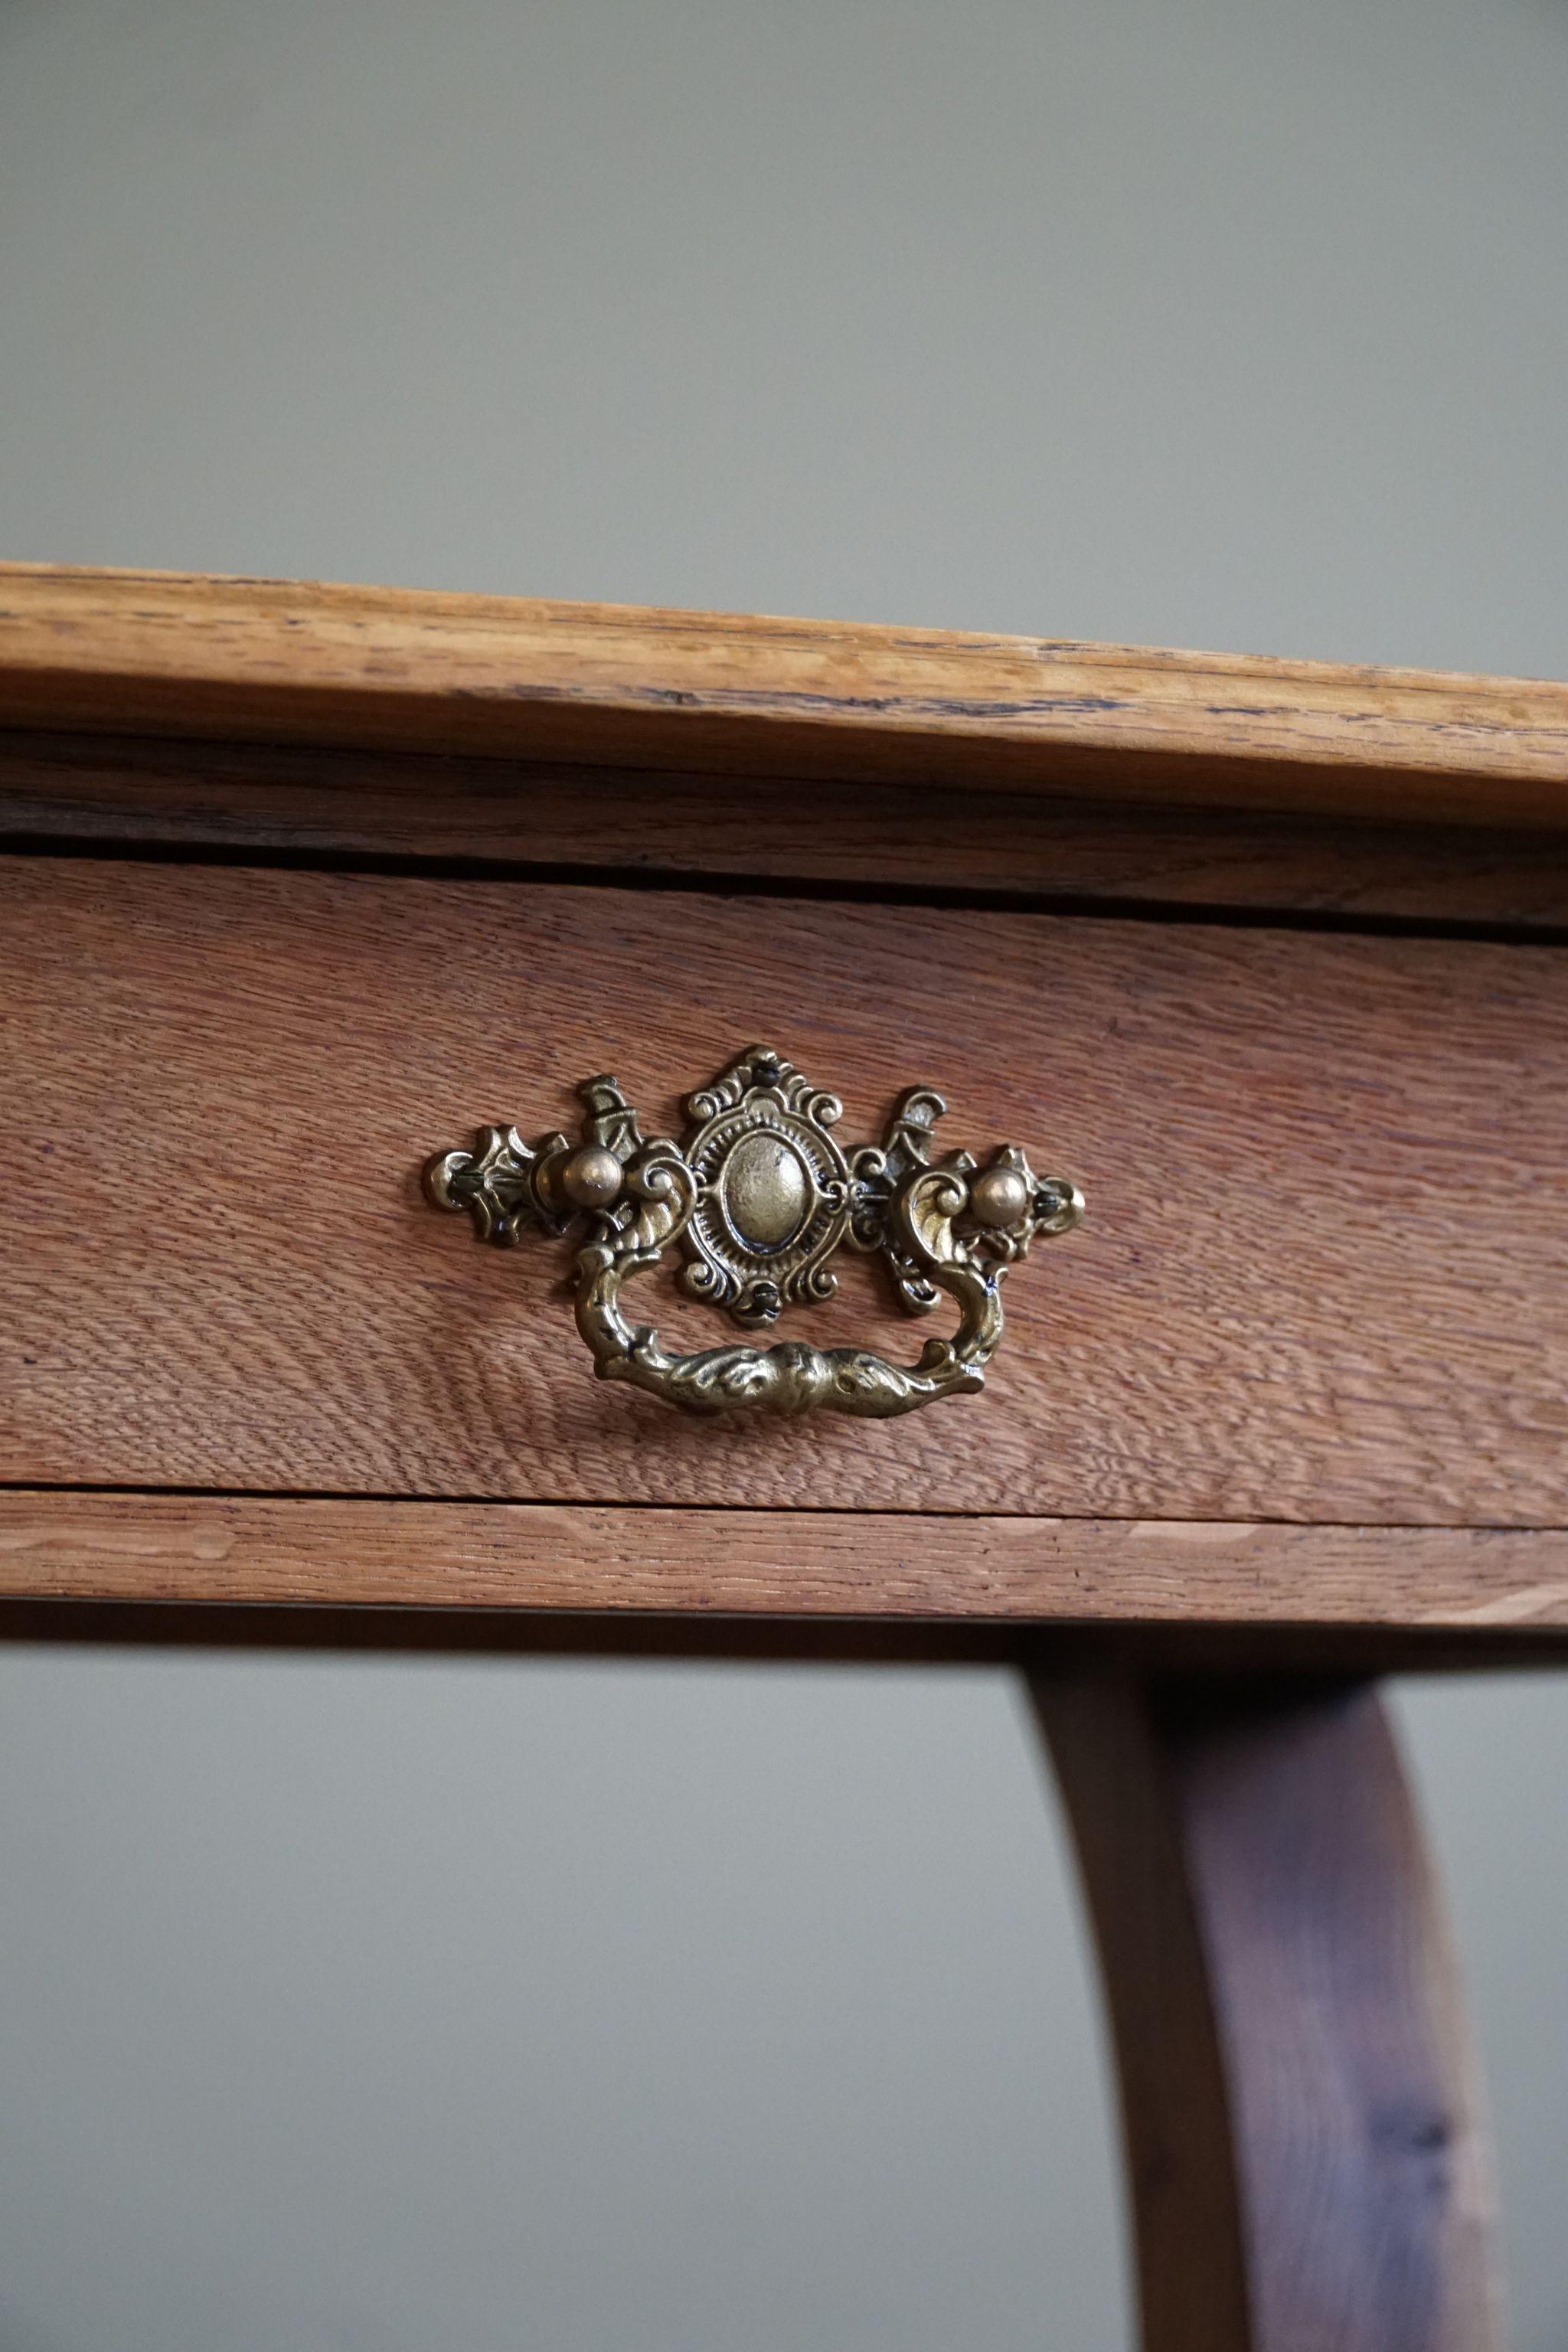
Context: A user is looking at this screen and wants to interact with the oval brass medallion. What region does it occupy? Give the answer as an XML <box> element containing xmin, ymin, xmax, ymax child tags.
<box><xmin>722</xmin><ymin>1131</ymin><xmax>811</xmax><ymax>1252</ymax></box>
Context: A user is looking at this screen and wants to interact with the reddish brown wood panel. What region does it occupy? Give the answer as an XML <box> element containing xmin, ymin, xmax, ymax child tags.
<box><xmin>2</xmin><ymin>564</ymin><xmax>1566</xmax><ymax>827</ymax></box>
<box><xmin>5</xmin><ymin>730</ymin><xmax>1568</xmax><ymax>926</ymax></box>
<box><xmin>1035</xmin><ymin>1679</ymin><xmax>1499</xmax><ymax>2352</ymax></box>
<box><xmin>2</xmin><ymin>1492</ymin><xmax>1567</xmax><ymax>1629</ymax></box>
<box><xmin>4</xmin><ymin>859</ymin><xmax>1566</xmax><ymax>1522</ymax></box>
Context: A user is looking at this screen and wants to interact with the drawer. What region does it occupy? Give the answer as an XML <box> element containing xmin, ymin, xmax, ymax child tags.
<box><xmin>3</xmin><ymin>855</ymin><xmax>1565</xmax><ymax>1525</ymax></box>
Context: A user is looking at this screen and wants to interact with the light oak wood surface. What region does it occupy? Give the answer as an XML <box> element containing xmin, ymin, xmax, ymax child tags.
<box><xmin>3</xmin><ymin>858</ymin><xmax>1565</xmax><ymax>1524</ymax></box>
<box><xmin>2</xmin><ymin>1492</ymin><xmax>1566</xmax><ymax>1628</ymax></box>
<box><xmin>2</xmin><ymin>564</ymin><xmax>1566</xmax><ymax>827</ymax></box>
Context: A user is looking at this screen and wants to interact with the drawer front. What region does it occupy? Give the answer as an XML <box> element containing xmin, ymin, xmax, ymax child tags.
<box><xmin>3</xmin><ymin>858</ymin><xmax>1564</xmax><ymax>1524</ymax></box>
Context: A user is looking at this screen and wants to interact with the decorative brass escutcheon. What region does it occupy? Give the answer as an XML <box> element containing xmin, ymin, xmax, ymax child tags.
<box><xmin>424</xmin><ymin>1046</ymin><xmax>1083</xmax><ymax>1418</ymax></box>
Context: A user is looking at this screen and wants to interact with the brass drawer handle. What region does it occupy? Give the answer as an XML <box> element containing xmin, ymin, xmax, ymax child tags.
<box><xmin>426</xmin><ymin>1046</ymin><xmax>1083</xmax><ymax>1418</ymax></box>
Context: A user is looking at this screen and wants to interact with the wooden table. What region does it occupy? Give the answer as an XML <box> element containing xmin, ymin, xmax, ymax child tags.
<box><xmin>5</xmin><ymin>561</ymin><xmax>1566</xmax><ymax>2350</ymax></box>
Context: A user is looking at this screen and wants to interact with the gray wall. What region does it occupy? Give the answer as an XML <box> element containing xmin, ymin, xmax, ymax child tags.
<box><xmin>1</xmin><ymin>2</ymin><xmax>1564</xmax><ymax>2345</ymax></box>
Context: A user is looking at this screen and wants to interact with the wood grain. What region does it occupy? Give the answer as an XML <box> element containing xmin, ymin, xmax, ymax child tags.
<box><xmin>3</xmin><ymin>1492</ymin><xmax>1568</xmax><ymax>1629</ymax></box>
<box><xmin>6</xmin><ymin>730</ymin><xmax>1568</xmax><ymax>926</ymax></box>
<box><xmin>4</xmin><ymin>859</ymin><xmax>1566</xmax><ymax>1524</ymax></box>
<box><xmin>2</xmin><ymin>564</ymin><xmax>1566</xmax><ymax>828</ymax></box>
<box><xmin>1035</xmin><ymin>1679</ymin><xmax>1499</xmax><ymax>2352</ymax></box>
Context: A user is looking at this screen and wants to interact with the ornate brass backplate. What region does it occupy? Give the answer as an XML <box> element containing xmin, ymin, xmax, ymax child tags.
<box><xmin>425</xmin><ymin>1045</ymin><xmax>1083</xmax><ymax>1418</ymax></box>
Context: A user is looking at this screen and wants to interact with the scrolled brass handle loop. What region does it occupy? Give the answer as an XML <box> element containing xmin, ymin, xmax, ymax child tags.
<box><xmin>425</xmin><ymin>1046</ymin><xmax>1083</xmax><ymax>1419</ymax></box>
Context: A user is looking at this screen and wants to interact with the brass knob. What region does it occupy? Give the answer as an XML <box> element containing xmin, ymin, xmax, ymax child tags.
<box><xmin>969</xmin><ymin>1163</ymin><xmax>1032</xmax><ymax>1228</ymax></box>
<box><xmin>559</xmin><ymin>1145</ymin><xmax>623</xmax><ymax>1210</ymax></box>
<box><xmin>425</xmin><ymin>1046</ymin><xmax>1083</xmax><ymax>1419</ymax></box>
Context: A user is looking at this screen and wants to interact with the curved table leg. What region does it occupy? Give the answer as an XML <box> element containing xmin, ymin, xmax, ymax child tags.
<box><xmin>1029</xmin><ymin>1677</ymin><xmax>1501</xmax><ymax>2352</ymax></box>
